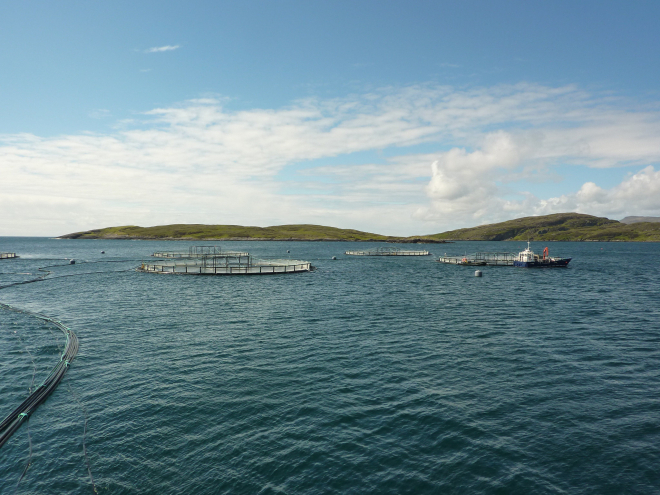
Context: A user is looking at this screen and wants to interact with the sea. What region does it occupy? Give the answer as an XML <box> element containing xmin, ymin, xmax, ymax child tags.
<box><xmin>1</xmin><ymin>237</ymin><xmax>659</xmax><ymax>494</ymax></box>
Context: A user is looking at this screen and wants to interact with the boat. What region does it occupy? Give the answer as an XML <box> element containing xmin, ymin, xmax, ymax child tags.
<box><xmin>513</xmin><ymin>242</ymin><xmax>571</xmax><ymax>268</ymax></box>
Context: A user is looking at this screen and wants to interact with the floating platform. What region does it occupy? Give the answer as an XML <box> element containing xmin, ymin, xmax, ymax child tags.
<box><xmin>139</xmin><ymin>254</ymin><xmax>311</xmax><ymax>275</ymax></box>
<box><xmin>0</xmin><ymin>252</ymin><xmax>18</xmax><ymax>259</ymax></box>
<box><xmin>152</xmin><ymin>246</ymin><xmax>249</xmax><ymax>258</ymax></box>
<box><xmin>345</xmin><ymin>247</ymin><xmax>430</xmax><ymax>256</ymax></box>
<box><xmin>437</xmin><ymin>252</ymin><xmax>517</xmax><ymax>266</ymax></box>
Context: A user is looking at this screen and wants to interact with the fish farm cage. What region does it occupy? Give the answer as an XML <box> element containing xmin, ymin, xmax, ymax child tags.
<box><xmin>345</xmin><ymin>247</ymin><xmax>430</xmax><ymax>256</ymax></box>
<box><xmin>152</xmin><ymin>245</ymin><xmax>250</xmax><ymax>258</ymax></box>
<box><xmin>139</xmin><ymin>254</ymin><xmax>312</xmax><ymax>275</ymax></box>
<box><xmin>438</xmin><ymin>252</ymin><xmax>517</xmax><ymax>266</ymax></box>
<box><xmin>0</xmin><ymin>252</ymin><xmax>18</xmax><ymax>259</ymax></box>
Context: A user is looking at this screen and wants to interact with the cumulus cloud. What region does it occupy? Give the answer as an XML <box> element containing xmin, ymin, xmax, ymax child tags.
<box><xmin>2</xmin><ymin>83</ymin><xmax>660</xmax><ymax>236</ymax></box>
<box><xmin>535</xmin><ymin>166</ymin><xmax>660</xmax><ymax>217</ymax></box>
<box><xmin>145</xmin><ymin>45</ymin><xmax>180</xmax><ymax>53</ymax></box>
<box><xmin>415</xmin><ymin>130</ymin><xmax>660</xmax><ymax>227</ymax></box>
<box><xmin>413</xmin><ymin>132</ymin><xmax>518</xmax><ymax>222</ymax></box>
<box><xmin>413</xmin><ymin>101</ymin><xmax>660</xmax><ymax>227</ymax></box>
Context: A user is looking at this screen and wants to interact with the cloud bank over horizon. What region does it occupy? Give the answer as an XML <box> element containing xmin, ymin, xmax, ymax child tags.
<box><xmin>2</xmin><ymin>82</ymin><xmax>660</xmax><ymax>236</ymax></box>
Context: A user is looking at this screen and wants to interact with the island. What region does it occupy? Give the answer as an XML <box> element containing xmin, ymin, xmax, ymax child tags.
<box><xmin>58</xmin><ymin>224</ymin><xmax>446</xmax><ymax>243</ymax></box>
<box><xmin>59</xmin><ymin>213</ymin><xmax>660</xmax><ymax>242</ymax></box>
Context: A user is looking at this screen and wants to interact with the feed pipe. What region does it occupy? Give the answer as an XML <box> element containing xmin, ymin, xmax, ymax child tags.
<box><xmin>0</xmin><ymin>305</ymin><xmax>79</xmax><ymax>448</ymax></box>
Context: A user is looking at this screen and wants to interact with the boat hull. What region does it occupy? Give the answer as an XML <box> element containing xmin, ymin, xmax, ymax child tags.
<box><xmin>513</xmin><ymin>258</ymin><xmax>571</xmax><ymax>268</ymax></box>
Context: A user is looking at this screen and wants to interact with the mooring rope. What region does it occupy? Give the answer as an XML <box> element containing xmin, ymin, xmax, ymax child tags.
<box><xmin>14</xmin><ymin>419</ymin><xmax>33</xmax><ymax>494</ymax></box>
<box><xmin>66</xmin><ymin>380</ymin><xmax>97</xmax><ymax>493</ymax></box>
<box><xmin>5</xmin><ymin>326</ymin><xmax>38</xmax><ymax>493</ymax></box>
<box><xmin>7</xmin><ymin>327</ymin><xmax>38</xmax><ymax>394</ymax></box>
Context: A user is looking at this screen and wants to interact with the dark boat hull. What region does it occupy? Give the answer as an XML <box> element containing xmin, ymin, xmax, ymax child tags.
<box><xmin>513</xmin><ymin>258</ymin><xmax>571</xmax><ymax>268</ymax></box>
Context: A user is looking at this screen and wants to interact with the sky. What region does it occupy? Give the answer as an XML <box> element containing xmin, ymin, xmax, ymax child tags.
<box><xmin>2</xmin><ymin>1</ymin><xmax>660</xmax><ymax>237</ymax></box>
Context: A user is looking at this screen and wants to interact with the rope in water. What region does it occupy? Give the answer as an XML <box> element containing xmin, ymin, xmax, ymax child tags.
<box><xmin>0</xmin><ymin>303</ymin><xmax>79</xmax><ymax>448</ymax></box>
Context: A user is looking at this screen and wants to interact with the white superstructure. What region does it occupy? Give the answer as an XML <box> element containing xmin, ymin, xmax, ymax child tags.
<box><xmin>516</xmin><ymin>242</ymin><xmax>536</xmax><ymax>263</ymax></box>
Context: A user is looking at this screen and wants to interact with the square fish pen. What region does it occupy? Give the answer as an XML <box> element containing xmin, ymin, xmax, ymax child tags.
<box><xmin>152</xmin><ymin>245</ymin><xmax>250</xmax><ymax>258</ymax></box>
<box><xmin>139</xmin><ymin>254</ymin><xmax>312</xmax><ymax>275</ymax></box>
<box><xmin>344</xmin><ymin>247</ymin><xmax>430</xmax><ymax>256</ymax></box>
<box><xmin>1</xmin><ymin>253</ymin><xmax>18</xmax><ymax>259</ymax></box>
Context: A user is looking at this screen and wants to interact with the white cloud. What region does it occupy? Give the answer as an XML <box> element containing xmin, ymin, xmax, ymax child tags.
<box><xmin>145</xmin><ymin>45</ymin><xmax>180</xmax><ymax>53</ymax></box>
<box><xmin>415</xmin><ymin>128</ymin><xmax>660</xmax><ymax>227</ymax></box>
<box><xmin>412</xmin><ymin>132</ymin><xmax>524</xmax><ymax>223</ymax></box>
<box><xmin>1</xmin><ymin>83</ymin><xmax>660</xmax><ymax>236</ymax></box>
<box><xmin>534</xmin><ymin>166</ymin><xmax>660</xmax><ymax>217</ymax></box>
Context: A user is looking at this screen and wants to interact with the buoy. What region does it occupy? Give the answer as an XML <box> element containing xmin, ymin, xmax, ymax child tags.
<box><xmin>475</xmin><ymin>270</ymin><xmax>482</xmax><ymax>277</ymax></box>
<box><xmin>332</xmin><ymin>256</ymin><xmax>337</xmax><ymax>260</ymax></box>
<box><xmin>287</xmin><ymin>250</ymin><xmax>290</xmax><ymax>253</ymax></box>
<box><xmin>70</xmin><ymin>259</ymin><xmax>76</xmax><ymax>265</ymax></box>
<box><xmin>101</xmin><ymin>251</ymin><xmax>105</xmax><ymax>254</ymax></box>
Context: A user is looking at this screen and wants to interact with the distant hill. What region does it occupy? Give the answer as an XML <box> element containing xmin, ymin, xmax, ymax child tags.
<box><xmin>59</xmin><ymin>213</ymin><xmax>660</xmax><ymax>242</ymax></box>
<box><xmin>58</xmin><ymin>224</ymin><xmax>445</xmax><ymax>243</ymax></box>
<box><xmin>620</xmin><ymin>216</ymin><xmax>660</xmax><ymax>224</ymax></box>
<box><xmin>425</xmin><ymin>213</ymin><xmax>660</xmax><ymax>241</ymax></box>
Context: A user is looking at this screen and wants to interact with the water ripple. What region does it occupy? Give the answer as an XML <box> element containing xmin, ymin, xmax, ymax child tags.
<box><xmin>1</xmin><ymin>240</ymin><xmax>659</xmax><ymax>493</ymax></box>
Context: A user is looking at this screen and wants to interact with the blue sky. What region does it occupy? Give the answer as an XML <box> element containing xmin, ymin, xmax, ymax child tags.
<box><xmin>2</xmin><ymin>1</ymin><xmax>660</xmax><ymax>236</ymax></box>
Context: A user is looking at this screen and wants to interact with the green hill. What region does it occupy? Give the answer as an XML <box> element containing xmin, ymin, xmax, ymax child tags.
<box><xmin>59</xmin><ymin>213</ymin><xmax>660</xmax><ymax>242</ymax></box>
<box><xmin>58</xmin><ymin>224</ymin><xmax>442</xmax><ymax>243</ymax></box>
<box><xmin>426</xmin><ymin>213</ymin><xmax>660</xmax><ymax>241</ymax></box>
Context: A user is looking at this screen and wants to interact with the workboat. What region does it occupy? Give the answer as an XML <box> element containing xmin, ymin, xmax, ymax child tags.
<box><xmin>513</xmin><ymin>242</ymin><xmax>571</xmax><ymax>268</ymax></box>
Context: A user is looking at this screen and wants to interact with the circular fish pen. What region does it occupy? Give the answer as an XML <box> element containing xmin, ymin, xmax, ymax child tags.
<box><xmin>344</xmin><ymin>247</ymin><xmax>430</xmax><ymax>256</ymax></box>
<box><xmin>152</xmin><ymin>245</ymin><xmax>249</xmax><ymax>258</ymax></box>
<box><xmin>139</xmin><ymin>254</ymin><xmax>312</xmax><ymax>275</ymax></box>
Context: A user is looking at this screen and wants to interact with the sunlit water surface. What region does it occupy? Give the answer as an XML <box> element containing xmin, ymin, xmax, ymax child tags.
<box><xmin>1</xmin><ymin>238</ymin><xmax>659</xmax><ymax>494</ymax></box>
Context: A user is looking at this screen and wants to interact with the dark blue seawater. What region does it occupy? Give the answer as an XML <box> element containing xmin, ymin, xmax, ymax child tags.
<box><xmin>1</xmin><ymin>238</ymin><xmax>659</xmax><ymax>494</ymax></box>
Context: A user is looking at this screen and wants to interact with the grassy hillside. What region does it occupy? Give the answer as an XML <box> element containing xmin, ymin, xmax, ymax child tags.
<box><xmin>60</xmin><ymin>214</ymin><xmax>660</xmax><ymax>242</ymax></box>
<box><xmin>426</xmin><ymin>213</ymin><xmax>660</xmax><ymax>241</ymax></box>
<box><xmin>59</xmin><ymin>224</ymin><xmax>441</xmax><ymax>243</ymax></box>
